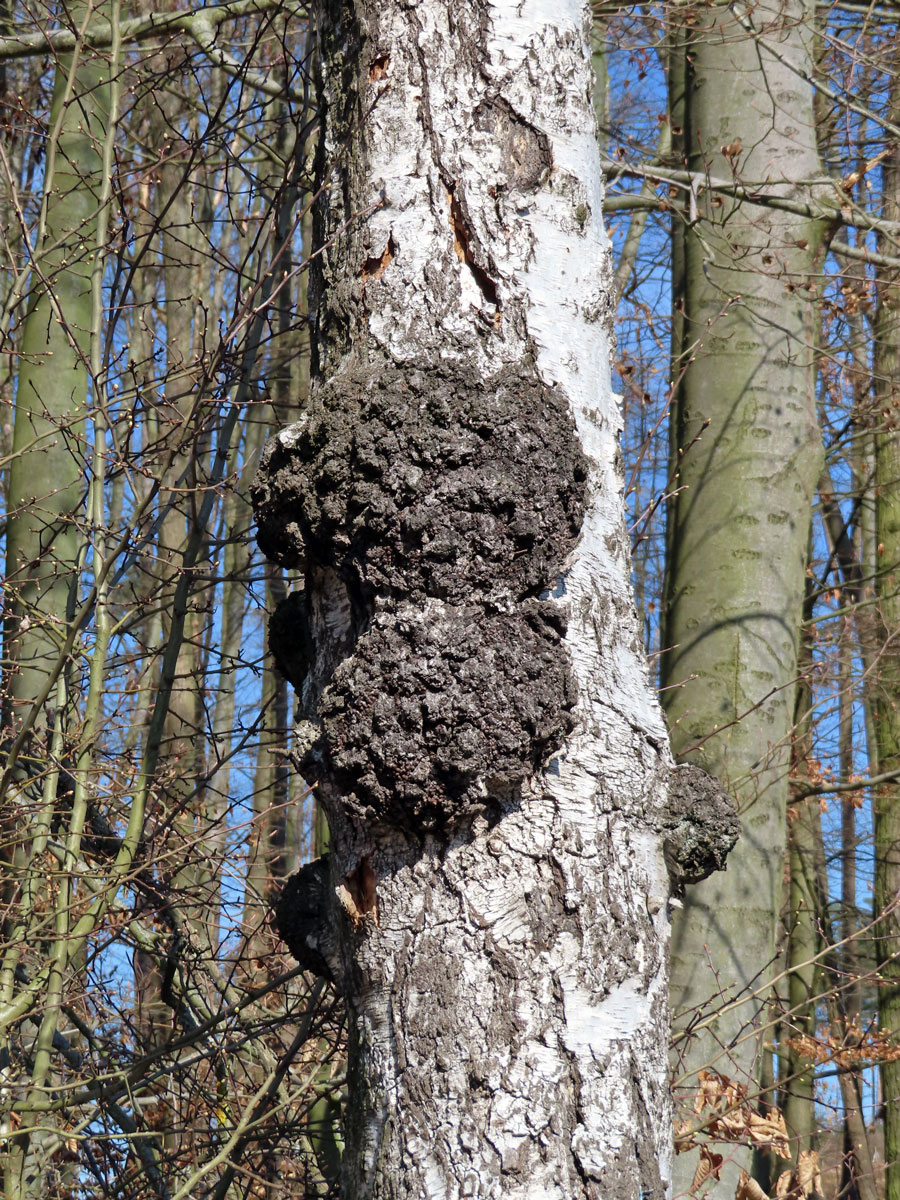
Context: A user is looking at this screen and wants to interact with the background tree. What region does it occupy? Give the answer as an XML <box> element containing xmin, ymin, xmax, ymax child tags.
<box><xmin>0</xmin><ymin>3</ymin><xmax>347</xmax><ymax>1196</ymax></box>
<box><xmin>600</xmin><ymin>2</ymin><xmax>900</xmax><ymax>1197</ymax></box>
<box><xmin>659</xmin><ymin>5</ymin><xmax>825</xmax><ymax>1193</ymax></box>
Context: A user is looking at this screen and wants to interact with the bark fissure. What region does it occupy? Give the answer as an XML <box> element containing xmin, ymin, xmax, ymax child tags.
<box><xmin>448</xmin><ymin>186</ymin><xmax>502</xmax><ymax>313</ymax></box>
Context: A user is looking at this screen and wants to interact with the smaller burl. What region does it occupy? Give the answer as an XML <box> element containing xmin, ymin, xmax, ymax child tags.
<box><xmin>662</xmin><ymin>763</ymin><xmax>740</xmax><ymax>895</ymax></box>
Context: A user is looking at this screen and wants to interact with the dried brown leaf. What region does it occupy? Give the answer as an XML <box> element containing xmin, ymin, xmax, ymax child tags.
<box><xmin>675</xmin><ymin>1119</ymin><xmax>698</xmax><ymax>1153</ymax></box>
<box><xmin>747</xmin><ymin>1108</ymin><xmax>791</xmax><ymax>1159</ymax></box>
<box><xmin>775</xmin><ymin>1170</ymin><xmax>793</xmax><ymax>1198</ymax></box>
<box><xmin>796</xmin><ymin>1149</ymin><xmax>822</xmax><ymax>1197</ymax></box>
<box><xmin>736</xmin><ymin>1168</ymin><xmax>769</xmax><ymax>1200</ymax></box>
<box><xmin>691</xmin><ymin>1148</ymin><xmax>723</xmax><ymax>1195</ymax></box>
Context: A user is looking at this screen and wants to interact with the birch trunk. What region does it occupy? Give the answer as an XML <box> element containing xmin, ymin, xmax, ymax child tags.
<box><xmin>252</xmin><ymin>2</ymin><xmax>686</xmax><ymax>1195</ymax></box>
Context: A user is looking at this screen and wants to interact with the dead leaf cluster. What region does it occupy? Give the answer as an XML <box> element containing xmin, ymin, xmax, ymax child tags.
<box><xmin>689</xmin><ymin>1151</ymin><xmax>822</xmax><ymax>1200</ymax></box>
<box><xmin>677</xmin><ymin>1070</ymin><xmax>790</xmax><ymax>1161</ymax></box>
<box><xmin>678</xmin><ymin>1071</ymin><xmax>798</xmax><ymax>1197</ymax></box>
<box><xmin>783</xmin><ymin>1022</ymin><xmax>900</xmax><ymax>1068</ymax></box>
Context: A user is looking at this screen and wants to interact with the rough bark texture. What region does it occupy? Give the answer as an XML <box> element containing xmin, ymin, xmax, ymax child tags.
<box><xmin>660</xmin><ymin>5</ymin><xmax>826</xmax><ymax>1193</ymax></box>
<box><xmin>254</xmin><ymin>2</ymin><xmax>683</xmax><ymax>1196</ymax></box>
<box><xmin>255</xmin><ymin>360</ymin><xmax>588</xmax><ymax>604</ymax></box>
<box><xmin>662</xmin><ymin>764</ymin><xmax>739</xmax><ymax>894</ymax></box>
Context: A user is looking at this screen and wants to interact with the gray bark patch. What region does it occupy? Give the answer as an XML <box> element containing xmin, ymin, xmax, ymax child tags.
<box><xmin>252</xmin><ymin>358</ymin><xmax>587</xmax><ymax>605</ymax></box>
<box><xmin>472</xmin><ymin>96</ymin><xmax>552</xmax><ymax>193</ymax></box>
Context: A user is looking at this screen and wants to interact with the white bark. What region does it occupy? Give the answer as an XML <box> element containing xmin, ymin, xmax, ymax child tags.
<box><xmin>254</xmin><ymin>2</ymin><xmax>675</xmax><ymax>1196</ymax></box>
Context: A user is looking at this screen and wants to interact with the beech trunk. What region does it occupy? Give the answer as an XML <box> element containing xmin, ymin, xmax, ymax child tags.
<box><xmin>661</xmin><ymin>5</ymin><xmax>825</xmax><ymax>1192</ymax></box>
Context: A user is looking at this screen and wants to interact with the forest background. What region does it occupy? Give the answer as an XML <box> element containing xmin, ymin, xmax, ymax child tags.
<box><xmin>0</xmin><ymin>0</ymin><xmax>894</xmax><ymax>1197</ymax></box>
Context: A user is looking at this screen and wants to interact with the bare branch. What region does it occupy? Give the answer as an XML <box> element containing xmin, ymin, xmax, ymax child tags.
<box><xmin>0</xmin><ymin>0</ymin><xmax>296</xmax><ymax>61</ymax></box>
<box><xmin>601</xmin><ymin>155</ymin><xmax>900</xmax><ymax>238</ymax></box>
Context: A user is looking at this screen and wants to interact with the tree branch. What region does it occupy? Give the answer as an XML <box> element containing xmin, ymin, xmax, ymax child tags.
<box><xmin>792</xmin><ymin>765</ymin><xmax>900</xmax><ymax>798</ymax></box>
<box><xmin>730</xmin><ymin>0</ymin><xmax>900</xmax><ymax>143</ymax></box>
<box><xmin>601</xmin><ymin>155</ymin><xmax>900</xmax><ymax>239</ymax></box>
<box><xmin>830</xmin><ymin>238</ymin><xmax>900</xmax><ymax>271</ymax></box>
<box><xmin>0</xmin><ymin>0</ymin><xmax>298</xmax><ymax>65</ymax></box>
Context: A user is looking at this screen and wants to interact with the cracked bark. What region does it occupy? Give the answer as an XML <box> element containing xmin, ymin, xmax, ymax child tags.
<box><xmin>253</xmin><ymin>2</ymin><xmax>690</xmax><ymax>1196</ymax></box>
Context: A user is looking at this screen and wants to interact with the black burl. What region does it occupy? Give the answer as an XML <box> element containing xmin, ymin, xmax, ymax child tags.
<box><xmin>252</xmin><ymin>357</ymin><xmax>588</xmax><ymax>606</ymax></box>
<box><xmin>307</xmin><ymin>601</ymin><xmax>576</xmax><ymax>828</ymax></box>
<box><xmin>662</xmin><ymin>763</ymin><xmax>740</xmax><ymax>894</ymax></box>
<box><xmin>252</xmin><ymin>355</ymin><xmax>588</xmax><ymax>835</ymax></box>
<box><xmin>274</xmin><ymin>857</ymin><xmax>339</xmax><ymax>981</ymax></box>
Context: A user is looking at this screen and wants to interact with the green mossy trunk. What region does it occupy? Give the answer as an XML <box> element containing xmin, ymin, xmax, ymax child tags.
<box><xmin>1</xmin><ymin>8</ymin><xmax>110</xmax><ymax>1197</ymax></box>
<box><xmin>3</xmin><ymin>4</ymin><xmax>109</xmax><ymax>737</ymax></box>
<box><xmin>873</xmin><ymin>71</ymin><xmax>900</xmax><ymax>1200</ymax></box>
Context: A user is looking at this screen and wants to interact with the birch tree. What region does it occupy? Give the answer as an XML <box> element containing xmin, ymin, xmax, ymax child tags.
<box><xmin>254</xmin><ymin>1</ymin><xmax>734</xmax><ymax>1195</ymax></box>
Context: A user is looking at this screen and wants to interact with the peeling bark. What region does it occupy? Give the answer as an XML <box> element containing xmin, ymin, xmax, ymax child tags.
<box><xmin>254</xmin><ymin>2</ymin><xmax>689</xmax><ymax>1196</ymax></box>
